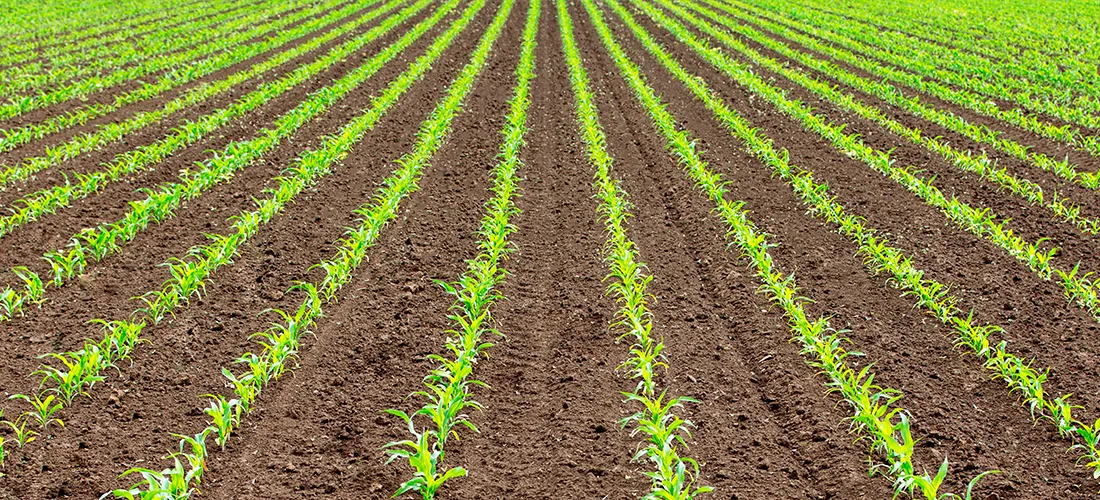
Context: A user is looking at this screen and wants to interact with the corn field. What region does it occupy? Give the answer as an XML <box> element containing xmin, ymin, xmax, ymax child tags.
<box><xmin>0</xmin><ymin>0</ymin><xmax>1098</xmax><ymax>497</ymax></box>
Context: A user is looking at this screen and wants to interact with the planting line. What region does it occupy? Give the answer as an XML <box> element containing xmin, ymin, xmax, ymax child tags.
<box><xmin>674</xmin><ymin>0</ymin><xmax>1100</xmax><ymax>192</ymax></box>
<box><xmin>0</xmin><ymin>0</ymin><xmax>385</xmax><ymax>162</ymax></box>
<box><xmin>0</xmin><ymin>0</ymin><xmax>339</xmax><ymax>122</ymax></box>
<box><xmin>611</xmin><ymin>0</ymin><xmax>1100</xmax><ymax>482</ymax></box>
<box><xmin>384</xmin><ymin>0</ymin><xmax>536</xmax><ymax>497</ymax></box>
<box><xmin>596</xmin><ymin>0</ymin><xmax>998</xmax><ymax>496</ymax></box>
<box><xmin>95</xmin><ymin>0</ymin><xmax>504</xmax><ymax>497</ymax></box>
<box><xmin>0</xmin><ymin>0</ymin><xmax>429</xmax><ymax>322</ymax></box>
<box><xmin>559</xmin><ymin>0</ymin><xmax>712</xmax><ymax>497</ymax></box>
<box><xmin>783</xmin><ymin>0</ymin><xmax>1098</xmax><ymax>89</ymax></box>
<box><xmin>639</xmin><ymin>0</ymin><xmax>1100</xmax><ymax>327</ymax></box>
<box><xmin>0</xmin><ymin>0</ymin><xmax>389</xmax><ymax>190</ymax></box>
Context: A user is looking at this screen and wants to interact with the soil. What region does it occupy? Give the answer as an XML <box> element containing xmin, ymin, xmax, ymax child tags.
<box><xmin>0</xmin><ymin>0</ymin><xmax>1097</xmax><ymax>498</ymax></box>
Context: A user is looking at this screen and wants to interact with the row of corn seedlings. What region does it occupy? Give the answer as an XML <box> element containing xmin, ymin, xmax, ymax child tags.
<box><xmin>559</xmin><ymin>1</ymin><xmax>711</xmax><ymax>497</ymax></box>
<box><xmin>0</xmin><ymin>0</ymin><xmax>378</xmax><ymax>160</ymax></box>
<box><xmin>384</xmin><ymin>0</ymin><xmax>536</xmax><ymax>497</ymax></box>
<box><xmin>729</xmin><ymin>0</ymin><xmax>1100</xmax><ymax>154</ymax></box>
<box><xmin>0</xmin><ymin>0</ymin><xmax>471</xmax><ymax>462</ymax></box>
<box><xmin>0</xmin><ymin>0</ymin><xmax>428</xmax><ymax>322</ymax></box>
<box><xmin>609</xmin><ymin>0</ymin><xmax>1100</xmax><ymax>481</ymax></box>
<box><xmin>103</xmin><ymin>0</ymin><xmax>501</xmax><ymax>496</ymax></box>
<box><xmin>0</xmin><ymin>0</ymin><xmax>390</xmax><ymax>191</ymax></box>
<box><xmin>676</xmin><ymin>0</ymin><xmax>1100</xmax><ymax>192</ymax></box>
<box><xmin>633</xmin><ymin>0</ymin><xmax>1100</xmax><ymax>327</ymax></box>
<box><xmin>0</xmin><ymin>0</ymin><xmax>276</xmax><ymax>99</ymax></box>
<box><xmin>0</xmin><ymin>0</ymin><xmax>333</xmax><ymax>122</ymax></box>
<box><xmin>0</xmin><ymin>0</ymin><xmax>247</xmax><ymax>69</ymax></box>
<box><xmin>661</xmin><ymin>0</ymin><xmax>1100</xmax><ymax>235</ymax></box>
<box><xmin>599</xmin><ymin>0</ymin><xmax>997</xmax><ymax>496</ymax></box>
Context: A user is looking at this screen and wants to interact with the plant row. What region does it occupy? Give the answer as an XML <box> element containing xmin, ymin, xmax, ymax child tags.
<box><xmin>0</xmin><ymin>0</ymin><xmax>396</xmax><ymax>240</ymax></box>
<box><xmin>669</xmin><ymin>0</ymin><xmax>1099</xmax><ymax>234</ymax></box>
<box><xmin>0</xmin><ymin>0</ymin><xmax>202</xmax><ymax>58</ymax></box>
<box><xmin>0</xmin><ymin>0</ymin><xmax>275</xmax><ymax>99</ymax></box>
<box><xmin>734</xmin><ymin>0</ymin><xmax>1100</xmax><ymax>147</ymax></box>
<box><xmin>382</xmin><ymin>1</ymin><xmax>535</xmax><ymax>496</ymax></box>
<box><xmin>681</xmin><ymin>0</ymin><xmax>1100</xmax><ymax>194</ymax></box>
<box><xmin>560</xmin><ymin>1</ymin><xmax>712</xmax><ymax>497</ymax></box>
<box><xmin>0</xmin><ymin>0</ymin><xmax>378</xmax><ymax>162</ymax></box>
<box><xmin>0</xmin><ymin>0</ymin><xmax>245</xmax><ymax>69</ymax></box>
<box><xmin>777</xmin><ymin>0</ymin><xmax>1100</xmax><ymax>94</ymax></box>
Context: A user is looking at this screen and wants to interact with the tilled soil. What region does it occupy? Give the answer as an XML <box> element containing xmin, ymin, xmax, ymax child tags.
<box><xmin>1</xmin><ymin>0</ymin><xmax>1098</xmax><ymax>498</ymax></box>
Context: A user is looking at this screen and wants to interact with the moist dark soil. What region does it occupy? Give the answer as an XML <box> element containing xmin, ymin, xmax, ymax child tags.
<box><xmin>0</xmin><ymin>0</ymin><xmax>1097</xmax><ymax>498</ymax></box>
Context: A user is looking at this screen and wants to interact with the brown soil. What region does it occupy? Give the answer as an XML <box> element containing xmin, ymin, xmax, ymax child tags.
<box><xmin>0</xmin><ymin>0</ymin><xmax>1096</xmax><ymax>499</ymax></box>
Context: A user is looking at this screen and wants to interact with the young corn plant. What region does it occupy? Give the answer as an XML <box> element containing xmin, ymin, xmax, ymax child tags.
<box><xmin>9</xmin><ymin>393</ymin><xmax>63</xmax><ymax>429</ymax></box>
<box><xmin>598</xmin><ymin>0</ymin><xmax>998</xmax><ymax>496</ymax></box>
<box><xmin>559</xmin><ymin>2</ymin><xmax>710</xmax><ymax>497</ymax></box>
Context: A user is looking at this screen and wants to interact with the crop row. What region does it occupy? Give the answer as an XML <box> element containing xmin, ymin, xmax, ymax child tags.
<box><xmin>642</xmin><ymin>0</ymin><xmax>1100</xmax><ymax>331</ymax></box>
<box><xmin>604</xmin><ymin>0</ymin><xmax>1100</xmax><ymax>484</ymax></box>
<box><xmin>560</xmin><ymin>0</ymin><xmax>711</xmax><ymax>497</ymax></box>
<box><xmin>0</xmin><ymin>0</ymin><xmax>203</xmax><ymax>55</ymax></box>
<box><xmin>682</xmin><ymin>0</ymin><xmax>1100</xmax><ymax>196</ymax></box>
<box><xmin>735</xmin><ymin>0</ymin><xmax>1100</xmax><ymax>148</ymax></box>
<box><xmin>675</xmin><ymin>0</ymin><xmax>1098</xmax><ymax>234</ymax></box>
<box><xmin>0</xmin><ymin>0</ymin><xmax>251</xmax><ymax>69</ymax></box>
<box><xmin>0</xmin><ymin>0</ymin><xmax>385</xmax><ymax>167</ymax></box>
<box><xmin>774</xmin><ymin>0</ymin><xmax>1100</xmax><ymax>95</ymax></box>
<box><xmin>0</xmin><ymin>0</ymin><xmax>417</xmax><ymax>247</ymax></box>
